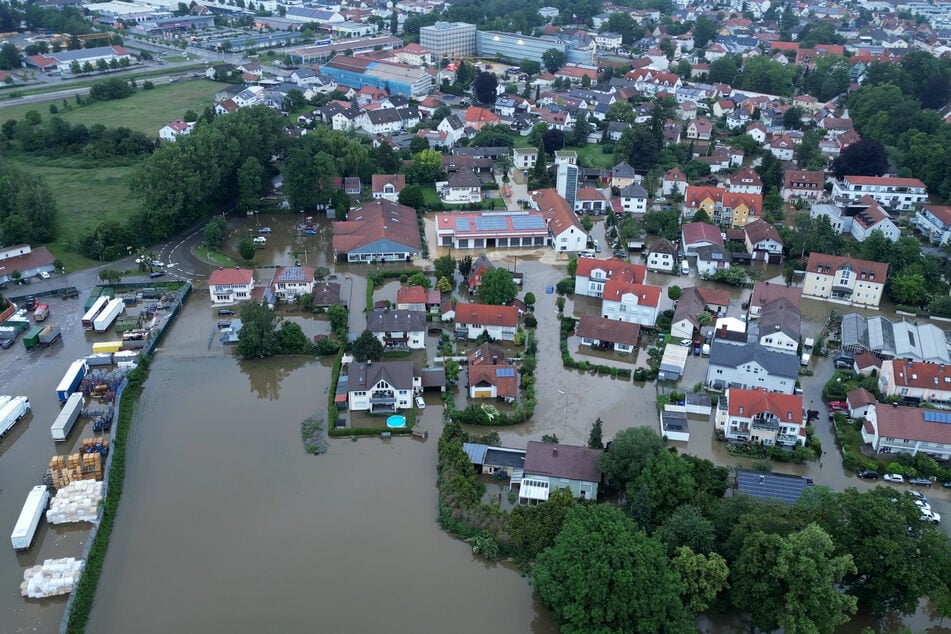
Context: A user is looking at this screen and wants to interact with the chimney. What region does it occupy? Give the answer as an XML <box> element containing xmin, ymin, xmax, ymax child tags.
<box><xmin>552</xmin><ymin>447</ymin><xmax>558</xmax><ymax>456</ymax></box>
<box><xmin>492</xmin><ymin>356</ymin><xmax>498</xmax><ymax>364</ymax></box>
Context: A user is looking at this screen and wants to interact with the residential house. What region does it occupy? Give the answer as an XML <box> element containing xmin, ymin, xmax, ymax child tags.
<box><xmin>270</xmin><ymin>266</ymin><xmax>315</xmax><ymax>301</ymax></box>
<box><xmin>861</xmin><ymin>403</ymin><xmax>951</xmax><ymax>460</ymax></box>
<box><xmin>769</xmin><ymin>134</ymin><xmax>796</xmax><ymax>161</ymax></box>
<box><xmin>810</xmin><ymin>198</ymin><xmax>900</xmax><ymax>242</ymax></box>
<box><xmin>683</xmin><ymin>187</ymin><xmax>762</xmax><ymax>226</ymax></box>
<box><xmin>646</xmin><ymin>239</ymin><xmax>677</xmax><ymax>273</ymax></box>
<box><xmin>512</xmin><ymin>147</ymin><xmax>538</xmax><ymax>172</ymax></box>
<box><xmin>467</xmin><ymin>343</ymin><xmax>518</xmax><ymax>401</ymax></box>
<box><xmin>371</xmin><ymin>174</ymin><xmax>406</xmax><ymax>202</ymax></box>
<box><xmin>366</xmin><ymin>309</ymin><xmax>427</xmax><ymax>349</ymax></box>
<box><xmin>452</xmin><ymin>303</ymin><xmax>519</xmax><ymax>341</ymax></box>
<box><xmin>782</xmin><ymin>169</ymin><xmax>825</xmax><ymax>202</ymax></box>
<box><xmin>695</xmin><ymin>245</ymin><xmax>731</xmax><ymax>276</ymax></box>
<box><xmin>743</xmin><ymin>220</ymin><xmax>784</xmax><ymax>263</ymax></box>
<box><xmin>618</xmin><ymin>183</ymin><xmax>649</xmax><ymax>214</ymax></box>
<box><xmin>347</xmin><ymin>360</ymin><xmax>419</xmax><ymax>412</ymax></box>
<box><xmin>681</xmin><ymin>221</ymin><xmax>724</xmax><ymax>255</ymax></box>
<box><xmin>831</xmin><ymin>175</ymin><xmax>928</xmax><ymax>211</ymax></box>
<box><xmin>311</xmin><ymin>281</ymin><xmax>342</xmax><ymax>309</ymax></box>
<box><xmin>671</xmin><ymin>287</ymin><xmax>730</xmax><ymax>339</ymax></box>
<box><xmin>880</xmin><ymin>359</ymin><xmax>951</xmax><ymax>406</ymax></box>
<box><xmin>344</xmin><ymin>177</ymin><xmax>362</xmax><ymax>196</ymax></box>
<box><xmin>574</xmin><ymin>187</ymin><xmax>607</xmax><ymax>214</ymax></box>
<box><xmin>532</xmin><ymin>189</ymin><xmax>588</xmax><ymax>253</ymax></box>
<box><xmin>463</xmin><ymin>443</ymin><xmax>526</xmax><ymax>477</ymax></box>
<box><xmin>686</xmin><ymin>117</ymin><xmax>713</xmax><ymax>140</ymax></box>
<box><xmin>754</xmin><ymin>298</ymin><xmax>801</xmax><ymax>355</ymax></box>
<box><xmin>841</xmin><ymin>316</ymin><xmax>950</xmax><ymax>364</ymax></box>
<box><xmin>748</xmin><ymin>282</ymin><xmax>802</xmax><ymax>319</ymax></box>
<box><xmin>576</xmin><ymin>315</ymin><xmax>640</xmax><ymax>353</ymax></box>
<box><xmin>435</xmin><ymin>115</ymin><xmax>466</xmax><ymax>147</ymax></box>
<box><xmin>846</xmin><ymin>387</ymin><xmax>878</xmax><ymax>421</ymax></box>
<box><xmin>208</xmin><ymin>268</ymin><xmax>255</xmax><ymax>305</ymax></box>
<box><xmin>803</xmin><ymin>253</ymin><xmax>888</xmax><ymax>308</ymax></box>
<box><xmin>332</xmin><ymin>200</ymin><xmax>422</xmax><ymax>263</ymax></box>
<box><xmin>662</xmin><ymin>167</ymin><xmax>688</xmax><ymax>197</ymax></box>
<box><xmin>727</xmin><ymin>167</ymin><xmax>763</xmax><ymax>194</ymax></box>
<box><xmin>706</xmin><ymin>340</ymin><xmax>800</xmax><ymax>393</ymax></box>
<box><xmin>600</xmin><ymin>281</ymin><xmax>661</xmax><ymax>326</ymax></box>
<box><xmin>158</xmin><ymin>119</ymin><xmax>194</xmax><ymax>142</ymax></box>
<box><xmin>440</xmin><ymin>168</ymin><xmax>482</xmax><ymax>203</ymax></box>
<box><xmin>518</xmin><ymin>441</ymin><xmax>602</xmax><ymax>504</ymax></box>
<box><xmin>913</xmin><ymin>205</ymin><xmax>951</xmax><ymax>245</ymax></box>
<box><xmin>396</xmin><ymin>285</ymin><xmax>441</xmax><ymax>313</ymax></box>
<box><xmin>467</xmin><ymin>254</ymin><xmax>495</xmax><ymax>293</ymax></box>
<box><xmin>715</xmin><ymin>388</ymin><xmax>805</xmax><ymax>446</ymax></box>
<box><xmin>464</xmin><ymin>106</ymin><xmax>501</xmax><ymax>131</ymax></box>
<box><xmin>611</xmin><ymin>161</ymin><xmax>639</xmax><ymax>189</ymax></box>
<box><xmin>573</xmin><ymin>257</ymin><xmax>647</xmax><ymax>298</ymax></box>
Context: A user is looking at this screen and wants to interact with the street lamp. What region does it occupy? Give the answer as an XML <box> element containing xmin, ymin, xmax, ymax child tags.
<box><xmin>558</xmin><ymin>389</ymin><xmax>568</xmax><ymax>441</ymax></box>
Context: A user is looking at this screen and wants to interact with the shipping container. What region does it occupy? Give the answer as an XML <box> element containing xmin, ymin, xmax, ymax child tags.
<box><xmin>38</xmin><ymin>324</ymin><xmax>61</xmax><ymax>346</ymax></box>
<box><xmin>83</xmin><ymin>288</ymin><xmax>104</xmax><ymax>312</ymax></box>
<box><xmin>92</xmin><ymin>341</ymin><xmax>123</xmax><ymax>354</ymax></box>
<box><xmin>50</xmin><ymin>393</ymin><xmax>84</xmax><ymax>442</ymax></box>
<box><xmin>81</xmin><ymin>296</ymin><xmax>109</xmax><ymax>330</ymax></box>
<box><xmin>11</xmin><ymin>486</ymin><xmax>49</xmax><ymax>551</ymax></box>
<box><xmin>84</xmin><ymin>353</ymin><xmax>114</xmax><ymax>367</ymax></box>
<box><xmin>92</xmin><ymin>298</ymin><xmax>124</xmax><ymax>333</ymax></box>
<box><xmin>6</xmin><ymin>318</ymin><xmax>30</xmax><ymax>334</ymax></box>
<box><xmin>0</xmin><ymin>396</ymin><xmax>30</xmax><ymax>436</ymax></box>
<box><xmin>32</xmin><ymin>304</ymin><xmax>50</xmax><ymax>321</ymax></box>
<box><xmin>55</xmin><ymin>360</ymin><xmax>87</xmax><ymax>403</ymax></box>
<box><xmin>22</xmin><ymin>326</ymin><xmax>44</xmax><ymax>351</ymax></box>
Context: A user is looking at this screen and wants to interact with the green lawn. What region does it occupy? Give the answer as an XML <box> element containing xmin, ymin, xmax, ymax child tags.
<box><xmin>512</xmin><ymin>139</ymin><xmax>616</xmax><ymax>169</ymax></box>
<box><xmin>0</xmin><ymin>79</ymin><xmax>220</xmax><ymax>136</ymax></box>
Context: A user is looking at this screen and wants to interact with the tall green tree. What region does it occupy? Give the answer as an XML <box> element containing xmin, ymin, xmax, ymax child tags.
<box><xmin>236</xmin><ymin>301</ymin><xmax>280</xmax><ymax>359</ymax></box>
<box><xmin>534</xmin><ymin>505</ymin><xmax>692</xmax><ymax>634</ymax></box>
<box><xmin>434</xmin><ymin>254</ymin><xmax>456</xmax><ymax>282</ymax></box>
<box><xmin>352</xmin><ymin>329</ymin><xmax>384</xmax><ymax>362</ymax></box>
<box><xmin>238</xmin><ymin>237</ymin><xmax>255</xmax><ymax>263</ymax></box>
<box><xmin>203</xmin><ymin>216</ymin><xmax>227</xmax><ymax>247</ymax></box>
<box><xmin>508</xmin><ymin>487</ymin><xmax>577</xmax><ymax>558</ymax></box>
<box><xmin>671</xmin><ymin>546</ymin><xmax>729</xmax><ymax>613</ymax></box>
<box><xmin>542</xmin><ymin>48</ymin><xmax>565</xmax><ymax>74</ymax></box>
<box><xmin>478</xmin><ymin>268</ymin><xmax>518</xmax><ymax>305</ymax></box>
<box><xmin>237</xmin><ymin>156</ymin><xmax>264</xmax><ymax>213</ymax></box>
<box><xmin>587</xmin><ymin>417</ymin><xmax>604</xmax><ymax>449</ymax></box>
<box><xmin>598</xmin><ymin>426</ymin><xmax>665</xmax><ymax>491</ymax></box>
<box><xmin>472</xmin><ymin>71</ymin><xmax>499</xmax><ymax>105</ymax></box>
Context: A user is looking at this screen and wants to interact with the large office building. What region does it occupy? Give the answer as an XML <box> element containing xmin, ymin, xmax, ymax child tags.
<box><xmin>476</xmin><ymin>30</ymin><xmax>566</xmax><ymax>64</ymax></box>
<box><xmin>420</xmin><ymin>21</ymin><xmax>477</xmax><ymax>59</ymax></box>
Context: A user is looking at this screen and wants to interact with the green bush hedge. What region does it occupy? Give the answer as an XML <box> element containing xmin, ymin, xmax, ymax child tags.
<box><xmin>328</xmin><ymin>427</ymin><xmax>413</xmax><ymax>437</ymax></box>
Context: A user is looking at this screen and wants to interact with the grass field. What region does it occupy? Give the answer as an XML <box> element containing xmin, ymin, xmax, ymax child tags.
<box><xmin>0</xmin><ymin>79</ymin><xmax>220</xmax><ymax>136</ymax></box>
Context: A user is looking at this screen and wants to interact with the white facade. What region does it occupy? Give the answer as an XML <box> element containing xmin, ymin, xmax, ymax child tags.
<box><xmin>832</xmin><ymin>176</ymin><xmax>928</xmax><ymax>211</ymax></box>
<box><xmin>601</xmin><ymin>291</ymin><xmax>659</xmax><ymax>326</ymax></box>
<box><xmin>647</xmin><ymin>250</ymin><xmax>675</xmax><ymax>273</ymax></box>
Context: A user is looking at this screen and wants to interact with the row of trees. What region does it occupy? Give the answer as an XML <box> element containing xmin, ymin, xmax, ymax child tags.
<box><xmin>0</xmin><ymin>160</ymin><xmax>58</xmax><ymax>245</ymax></box>
<box><xmin>2</xmin><ymin>111</ymin><xmax>154</xmax><ymax>159</ymax></box>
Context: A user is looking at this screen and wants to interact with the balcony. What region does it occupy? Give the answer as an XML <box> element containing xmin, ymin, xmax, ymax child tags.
<box><xmin>751</xmin><ymin>417</ymin><xmax>779</xmax><ymax>432</ymax></box>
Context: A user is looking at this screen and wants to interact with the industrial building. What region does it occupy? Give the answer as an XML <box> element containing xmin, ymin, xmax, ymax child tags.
<box><xmin>320</xmin><ymin>56</ymin><xmax>432</xmax><ymax>98</ymax></box>
<box><xmin>475</xmin><ymin>30</ymin><xmax>564</xmax><ymax>64</ymax></box>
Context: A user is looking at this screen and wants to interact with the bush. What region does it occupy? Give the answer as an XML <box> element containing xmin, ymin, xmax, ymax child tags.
<box><xmin>555</xmin><ymin>277</ymin><xmax>574</xmax><ymax>295</ymax></box>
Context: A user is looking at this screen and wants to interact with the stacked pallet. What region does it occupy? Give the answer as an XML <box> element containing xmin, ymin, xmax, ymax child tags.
<box><xmin>21</xmin><ymin>558</ymin><xmax>84</xmax><ymax>598</ymax></box>
<box><xmin>80</xmin><ymin>437</ymin><xmax>110</xmax><ymax>456</ymax></box>
<box><xmin>46</xmin><ymin>481</ymin><xmax>104</xmax><ymax>524</ymax></box>
<box><xmin>47</xmin><ymin>452</ymin><xmax>103</xmax><ymax>488</ymax></box>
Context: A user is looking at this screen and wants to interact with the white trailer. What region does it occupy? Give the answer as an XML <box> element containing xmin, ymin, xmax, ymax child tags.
<box><xmin>50</xmin><ymin>392</ymin><xmax>84</xmax><ymax>442</ymax></box>
<box><xmin>81</xmin><ymin>296</ymin><xmax>109</xmax><ymax>330</ymax></box>
<box><xmin>11</xmin><ymin>486</ymin><xmax>49</xmax><ymax>551</ymax></box>
<box><xmin>92</xmin><ymin>298</ymin><xmax>124</xmax><ymax>333</ymax></box>
<box><xmin>0</xmin><ymin>396</ymin><xmax>30</xmax><ymax>437</ymax></box>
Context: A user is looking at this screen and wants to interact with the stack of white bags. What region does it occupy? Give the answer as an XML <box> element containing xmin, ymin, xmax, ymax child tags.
<box><xmin>21</xmin><ymin>558</ymin><xmax>84</xmax><ymax>598</ymax></box>
<box><xmin>46</xmin><ymin>481</ymin><xmax>103</xmax><ymax>524</ymax></box>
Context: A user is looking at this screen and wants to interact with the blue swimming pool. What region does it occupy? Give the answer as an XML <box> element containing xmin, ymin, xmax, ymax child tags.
<box><xmin>386</xmin><ymin>415</ymin><xmax>407</xmax><ymax>428</ymax></box>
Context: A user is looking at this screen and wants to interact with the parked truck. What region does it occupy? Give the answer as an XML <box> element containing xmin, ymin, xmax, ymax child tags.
<box><xmin>801</xmin><ymin>337</ymin><xmax>815</xmax><ymax>367</ymax></box>
<box><xmin>0</xmin><ymin>396</ymin><xmax>30</xmax><ymax>436</ymax></box>
<box><xmin>50</xmin><ymin>392</ymin><xmax>84</xmax><ymax>442</ymax></box>
<box><xmin>93</xmin><ymin>298</ymin><xmax>124</xmax><ymax>333</ymax></box>
<box><xmin>55</xmin><ymin>360</ymin><xmax>87</xmax><ymax>404</ymax></box>
<box><xmin>32</xmin><ymin>304</ymin><xmax>49</xmax><ymax>322</ymax></box>
<box><xmin>38</xmin><ymin>324</ymin><xmax>61</xmax><ymax>346</ymax></box>
<box><xmin>22</xmin><ymin>326</ymin><xmax>44</xmax><ymax>351</ymax></box>
<box><xmin>81</xmin><ymin>296</ymin><xmax>109</xmax><ymax>330</ymax></box>
<box><xmin>11</xmin><ymin>486</ymin><xmax>49</xmax><ymax>551</ymax></box>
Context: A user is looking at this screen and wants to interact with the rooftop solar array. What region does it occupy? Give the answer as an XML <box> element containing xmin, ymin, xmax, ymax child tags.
<box><xmin>279</xmin><ymin>267</ymin><xmax>308</xmax><ymax>282</ymax></box>
<box><xmin>510</xmin><ymin>215</ymin><xmax>546</xmax><ymax>230</ymax></box>
<box><xmin>495</xmin><ymin>368</ymin><xmax>516</xmax><ymax>378</ymax></box>
<box><xmin>923</xmin><ymin>410</ymin><xmax>951</xmax><ymax>424</ymax></box>
<box><xmin>475</xmin><ymin>216</ymin><xmax>508</xmax><ymax>232</ymax></box>
<box><xmin>455</xmin><ymin>217</ymin><xmax>471</xmax><ymax>232</ymax></box>
<box><xmin>736</xmin><ymin>470</ymin><xmax>810</xmax><ymax>504</ymax></box>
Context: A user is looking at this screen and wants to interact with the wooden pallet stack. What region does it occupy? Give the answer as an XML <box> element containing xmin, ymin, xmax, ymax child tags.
<box><xmin>80</xmin><ymin>437</ymin><xmax>110</xmax><ymax>455</ymax></box>
<box><xmin>46</xmin><ymin>452</ymin><xmax>103</xmax><ymax>488</ymax></box>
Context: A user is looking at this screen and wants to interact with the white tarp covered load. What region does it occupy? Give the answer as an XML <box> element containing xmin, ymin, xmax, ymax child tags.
<box><xmin>46</xmin><ymin>481</ymin><xmax>104</xmax><ymax>524</ymax></box>
<box><xmin>21</xmin><ymin>557</ymin><xmax>84</xmax><ymax>598</ymax></box>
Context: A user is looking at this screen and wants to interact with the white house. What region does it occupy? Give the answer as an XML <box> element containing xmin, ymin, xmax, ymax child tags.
<box><xmin>695</xmin><ymin>245</ymin><xmax>730</xmax><ymax>276</ymax></box>
<box><xmin>371</xmin><ymin>174</ymin><xmax>406</xmax><ymax>202</ymax></box>
<box><xmin>769</xmin><ymin>134</ymin><xmax>796</xmax><ymax>161</ymax></box>
<box><xmin>158</xmin><ymin>119</ymin><xmax>194</xmax><ymax>142</ymax></box>
<box><xmin>366</xmin><ymin>310</ymin><xmax>427</xmax><ymax>349</ymax></box>
<box><xmin>803</xmin><ymin>253</ymin><xmax>888</xmax><ymax>308</ymax></box>
<box><xmin>861</xmin><ymin>403</ymin><xmax>951</xmax><ymax>460</ymax></box>
<box><xmin>755</xmin><ymin>298</ymin><xmax>800</xmax><ymax>355</ymax></box>
<box><xmin>662</xmin><ymin>167</ymin><xmax>687</xmax><ymax>197</ymax></box>
<box><xmin>573</xmin><ymin>257</ymin><xmax>647</xmax><ymax>298</ymax></box>
<box><xmin>810</xmin><ymin>198</ymin><xmax>900</xmax><ymax>242</ymax></box>
<box><xmin>270</xmin><ymin>266</ymin><xmax>315</xmax><ymax>302</ymax></box>
<box><xmin>715</xmin><ymin>388</ymin><xmax>805</xmax><ymax>446</ymax></box>
<box><xmin>347</xmin><ymin>360</ymin><xmax>419</xmax><ymax>412</ymax></box>
<box><xmin>600</xmin><ymin>282</ymin><xmax>661</xmax><ymax>326</ymax></box>
<box><xmin>533</xmin><ymin>189</ymin><xmax>588</xmax><ymax>253</ymax></box>
<box><xmin>706</xmin><ymin>341</ymin><xmax>800</xmax><ymax>394</ymax></box>
<box><xmin>440</xmin><ymin>168</ymin><xmax>482</xmax><ymax>203</ymax></box>
<box><xmin>208</xmin><ymin>268</ymin><xmax>254</xmax><ymax>306</ymax></box>
<box><xmin>618</xmin><ymin>183</ymin><xmax>649</xmax><ymax>214</ymax></box>
<box><xmin>452</xmin><ymin>303</ymin><xmax>519</xmax><ymax>341</ymax></box>
<box><xmin>646</xmin><ymin>239</ymin><xmax>677</xmax><ymax>273</ymax></box>
<box><xmin>878</xmin><ymin>360</ymin><xmax>951</xmax><ymax>405</ymax></box>
<box><xmin>681</xmin><ymin>222</ymin><xmax>724</xmax><ymax>256</ymax></box>
<box><xmin>913</xmin><ymin>205</ymin><xmax>951</xmax><ymax>245</ymax></box>
<box><xmin>512</xmin><ymin>146</ymin><xmax>538</xmax><ymax>171</ymax></box>
<box><xmin>846</xmin><ymin>387</ymin><xmax>877</xmax><ymax>421</ymax></box>
<box><xmin>831</xmin><ymin>175</ymin><xmax>928</xmax><ymax>211</ymax></box>
<box><xmin>576</xmin><ymin>315</ymin><xmax>640</xmax><ymax>353</ymax></box>
<box><xmin>743</xmin><ymin>219</ymin><xmax>784</xmax><ymax>262</ymax></box>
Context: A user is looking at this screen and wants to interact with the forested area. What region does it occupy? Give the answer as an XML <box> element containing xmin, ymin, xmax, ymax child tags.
<box><xmin>1</xmin><ymin>113</ymin><xmax>154</xmax><ymax>160</ymax></box>
<box><xmin>0</xmin><ymin>161</ymin><xmax>59</xmax><ymax>245</ymax></box>
<box><xmin>439</xmin><ymin>422</ymin><xmax>951</xmax><ymax>634</ymax></box>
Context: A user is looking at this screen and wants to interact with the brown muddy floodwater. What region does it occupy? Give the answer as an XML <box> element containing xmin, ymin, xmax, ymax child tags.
<box><xmin>87</xmin><ymin>298</ymin><xmax>556</xmax><ymax>633</ymax></box>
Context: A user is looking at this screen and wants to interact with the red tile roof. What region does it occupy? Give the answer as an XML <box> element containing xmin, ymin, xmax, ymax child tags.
<box><xmin>453</xmin><ymin>302</ymin><xmax>519</xmax><ymax>328</ymax></box>
<box><xmin>805</xmin><ymin>253</ymin><xmax>888</xmax><ymax>281</ymax></box>
<box><xmin>332</xmin><ymin>199</ymin><xmax>421</xmax><ymax>255</ymax></box>
<box><xmin>750</xmin><ymin>281</ymin><xmax>801</xmax><ymax>310</ymax></box>
<box><xmin>728</xmin><ymin>388</ymin><xmax>803</xmax><ymax>424</ymax></box>
<box><xmin>371</xmin><ymin>173</ymin><xmax>406</xmax><ymax>192</ymax></box>
<box><xmin>523</xmin><ymin>441</ymin><xmax>602</xmax><ymax>482</ymax></box>
<box><xmin>397</xmin><ymin>285</ymin><xmax>427</xmax><ymax>305</ymax></box>
<box><xmin>886</xmin><ymin>360</ymin><xmax>951</xmax><ymax>390</ymax></box>
<box><xmin>209</xmin><ymin>268</ymin><xmax>254</xmax><ymax>286</ymax></box>
<box><xmin>697</xmin><ymin>287</ymin><xmax>731</xmax><ymax>307</ymax></box>
<box><xmin>574</xmin><ymin>257</ymin><xmax>646</xmax><ymax>284</ymax></box>
<box><xmin>681</xmin><ymin>221</ymin><xmax>724</xmax><ymax>247</ymax></box>
<box><xmin>875</xmin><ymin>404</ymin><xmax>951</xmax><ymax>446</ymax></box>
<box><xmin>468</xmin><ymin>362</ymin><xmax>518</xmax><ymax>399</ymax></box>
<box><xmin>846</xmin><ymin>387</ymin><xmax>877</xmax><ymax>408</ymax></box>
<box><xmin>841</xmin><ymin>175</ymin><xmax>926</xmax><ymax>188</ymax></box>
<box><xmin>533</xmin><ymin>189</ymin><xmax>583</xmax><ymax>234</ymax></box>
<box><xmin>853</xmin><ymin>352</ymin><xmax>881</xmax><ymax>370</ymax></box>
<box><xmin>922</xmin><ymin>205</ymin><xmax>951</xmax><ymax>226</ymax></box>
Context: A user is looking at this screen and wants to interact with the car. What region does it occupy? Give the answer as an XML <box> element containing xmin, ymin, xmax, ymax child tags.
<box><xmin>19</xmin><ymin>277</ymin><xmax>30</xmax><ymax>285</ymax></box>
<box><xmin>0</xmin><ymin>338</ymin><xmax>14</xmax><ymax>349</ymax></box>
<box><xmin>218</xmin><ymin>309</ymin><xmax>236</xmax><ymax>316</ymax></box>
<box><xmin>741</xmin><ymin>300</ymin><xmax>751</xmax><ymax>310</ymax></box>
<box><xmin>834</xmin><ymin>356</ymin><xmax>854</xmax><ymax>369</ymax></box>
<box><xmin>149</xmin><ymin>271</ymin><xmax>166</xmax><ymax>278</ymax></box>
<box><xmin>150</xmin><ymin>261</ymin><xmax>165</xmax><ymax>268</ymax></box>
<box><xmin>884</xmin><ymin>473</ymin><xmax>905</xmax><ymax>483</ymax></box>
<box><xmin>252</xmin><ymin>236</ymin><xmax>267</xmax><ymax>244</ymax></box>
<box><xmin>914</xmin><ymin>499</ymin><xmax>932</xmax><ymax>513</ymax></box>
<box><xmin>828</xmin><ymin>400</ymin><xmax>848</xmax><ymax>412</ymax></box>
<box><xmin>921</xmin><ymin>509</ymin><xmax>941</xmax><ymax>524</ymax></box>
<box><xmin>217</xmin><ymin>320</ymin><xmax>231</xmax><ymax>329</ymax></box>
<box><xmin>415</xmin><ymin>396</ymin><xmax>425</xmax><ymax>409</ymax></box>
<box><xmin>38</xmin><ymin>271</ymin><xmax>50</xmax><ymax>280</ymax></box>
<box><xmin>693</xmin><ymin>344</ymin><xmax>701</xmax><ymax>356</ymax></box>
<box><xmin>258</xmin><ymin>227</ymin><xmax>272</xmax><ymax>234</ymax></box>
<box><xmin>594</xmin><ymin>243</ymin><xmax>602</xmax><ymax>254</ymax></box>
<box><xmin>909</xmin><ymin>476</ymin><xmax>934</xmax><ymax>487</ymax></box>
<box><xmin>856</xmin><ymin>469</ymin><xmax>879</xmax><ymax>479</ymax></box>
<box><xmin>613</xmin><ymin>250</ymin><xmax>627</xmax><ymax>259</ymax></box>
<box><xmin>943</xmin><ymin>480</ymin><xmax>951</xmax><ymax>488</ymax></box>
<box><xmin>907</xmin><ymin>490</ymin><xmax>927</xmax><ymax>503</ymax></box>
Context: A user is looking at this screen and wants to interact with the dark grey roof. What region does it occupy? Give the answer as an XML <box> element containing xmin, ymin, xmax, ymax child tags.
<box><xmin>311</xmin><ymin>281</ymin><xmax>341</xmax><ymax>307</ymax></box>
<box><xmin>348</xmin><ymin>360</ymin><xmax>415</xmax><ymax>391</ymax></box>
<box><xmin>736</xmin><ymin>469</ymin><xmax>810</xmax><ymax>504</ymax></box>
<box><xmin>448</xmin><ymin>168</ymin><xmax>481</xmax><ymax>188</ymax></box>
<box><xmin>524</xmin><ymin>441</ymin><xmax>602</xmax><ymax>482</ymax></box>
<box><xmin>612</xmin><ymin>161</ymin><xmax>637</xmax><ymax>178</ymax></box>
<box><xmin>366</xmin><ymin>309</ymin><xmax>427</xmax><ymax>333</ymax></box>
<box><xmin>673</xmin><ymin>287</ymin><xmax>705</xmax><ymax>330</ymax></box>
<box><xmin>367</xmin><ymin>108</ymin><xmax>403</xmax><ymax>124</ymax></box>
<box><xmin>484</xmin><ymin>446</ymin><xmax>527</xmax><ymax>469</ymax></box>
<box><xmin>619</xmin><ymin>183</ymin><xmax>648</xmax><ymax>198</ymax></box>
<box><xmin>661</xmin><ymin>410</ymin><xmax>689</xmax><ymax>436</ymax></box>
<box><xmin>419</xmin><ymin>367</ymin><xmax>446</xmax><ymax>388</ymax></box>
<box><xmin>696</xmin><ymin>245</ymin><xmax>729</xmax><ymax>262</ymax></box>
<box><xmin>451</xmin><ymin>146</ymin><xmax>510</xmax><ymax>159</ymax></box>
<box><xmin>685</xmin><ymin>392</ymin><xmax>711</xmax><ymax>408</ymax></box>
<box><xmin>708</xmin><ymin>341</ymin><xmax>799</xmax><ymax>378</ymax></box>
<box><xmin>757</xmin><ymin>297</ymin><xmax>801</xmax><ymax>341</ymax></box>
<box><xmin>444</xmin><ymin>114</ymin><xmax>464</xmax><ymax>130</ymax></box>
<box><xmin>650</xmin><ymin>239</ymin><xmax>677</xmax><ymax>256</ymax></box>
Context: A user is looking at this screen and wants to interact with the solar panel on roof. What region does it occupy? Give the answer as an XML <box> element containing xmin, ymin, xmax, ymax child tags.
<box><xmin>455</xmin><ymin>218</ymin><xmax>471</xmax><ymax>232</ymax></box>
<box><xmin>495</xmin><ymin>368</ymin><xmax>515</xmax><ymax>378</ymax></box>
<box><xmin>510</xmin><ymin>215</ymin><xmax>545</xmax><ymax>230</ymax></box>
<box><xmin>280</xmin><ymin>268</ymin><xmax>307</xmax><ymax>281</ymax></box>
<box><xmin>475</xmin><ymin>216</ymin><xmax>508</xmax><ymax>232</ymax></box>
<box><xmin>923</xmin><ymin>410</ymin><xmax>951</xmax><ymax>424</ymax></box>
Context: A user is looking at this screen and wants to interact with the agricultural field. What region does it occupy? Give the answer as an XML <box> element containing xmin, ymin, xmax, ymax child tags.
<box><xmin>0</xmin><ymin>79</ymin><xmax>219</xmax><ymax>136</ymax></box>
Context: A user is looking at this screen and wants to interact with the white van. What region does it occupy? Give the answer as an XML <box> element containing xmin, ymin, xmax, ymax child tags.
<box><xmin>680</xmin><ymin>260</ymin><xmax>690</xmax><ymax>275</ymax></box>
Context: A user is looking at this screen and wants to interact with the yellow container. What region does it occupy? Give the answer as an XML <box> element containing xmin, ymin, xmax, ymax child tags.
<box><xmin>92</xmin><ymin>341</ymin><xmax>123</xmax><ymax>353</ymax></box>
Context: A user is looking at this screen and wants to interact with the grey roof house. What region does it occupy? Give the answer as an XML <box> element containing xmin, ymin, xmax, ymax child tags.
<box><xmin>366</xmin><ymin>309</ymin><xmax>427</xmax><ymax>350</ymax></box>
<box><xmin>706</xmin><ymin>341</ymin><xmax>799</xmax><ymax>394</ymax></box>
